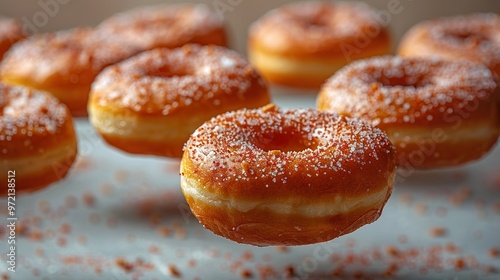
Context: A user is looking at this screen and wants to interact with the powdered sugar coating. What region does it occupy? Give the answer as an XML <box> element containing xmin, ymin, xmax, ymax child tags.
<box><xmin>98</xmin><ymin>3</ymin><xmax>226</xmax><ymax>50</ymax></box>
<box><xmin>91</xmin><ymin>45</ymin><xmax>268</xmax><ymax>115</ymax></box>
<box><xmin>0</xmin><ymin>28</ymin><xmax>140</xmax><ymax>85</ymax></box>
<box><xmin>318</xmin><ymin>56</ymin><xmax>497</xmax><ymax>127</ymax></box>
<box><xmin>183</xmin><ymin>105</ymin><xmax>395</xmax><ymax>198</ymax></box>
<box><xmin>250</xmin><ymin>1</ymin><xmax>387</xmax><ymax>55</ymax></box>
<box><xmin>426</xmin><ymin>13</ymin><xmax>499</xmax><ymax>68</ymax></box>
<box><xmin>0</xmin><ymin>84</ymin><xmax>69</xmax><ymax>140</ymax></box>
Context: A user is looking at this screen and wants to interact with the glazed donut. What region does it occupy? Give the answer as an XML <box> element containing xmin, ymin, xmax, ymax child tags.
<box><xmin>180</xmin><ymin>104</ymin><xmax>396</xmax><ymax>246</ymax></box>
<box><xmin>0</xmin><ymin>17</ymin><xmax>25</xmax><ymax>60</ymax></box>
<box><xmin>248</xmin><ymin>1</ymin><xmax>391</xmax><ymax>88</ymax></box>
<box><xmin>0</xmin><ymin>83</ymin><xmax>77</xmax><ymax>195</ymax></box>
<box><xmin>88</xmin><ymin>44</ymin><xmax>270</xmax><ymax>158</ymax></box>
<box><xmin>0</xmin><ymin>28</ymin><xmax>140</xmax><ymax>116</ymax></box>
<box><xmin>98</xmin><ymin>3</ymin><xmax>227</xmax><ymax>51</ymax></box>
<box><xmin>317</xmin><ymin>56</ymin><xmax>500</xmax><ymax>169</ymax></box>
<box><xmin>398</xmin><ymin>13</ymin><xmax>500</xmax><ymax>77</ymax></box>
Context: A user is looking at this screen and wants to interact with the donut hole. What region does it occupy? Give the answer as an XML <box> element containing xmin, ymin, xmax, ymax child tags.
<box><xmin>296</xmin><ymin>8</ymin><xmax>332</xmax><ymax>29</ymax></box>
<box><xmin>377</xmin><ymin>75</ymin><xmax>430</xmax><ymax>88</ymax></box>
<box><xmin>255</xmin><ymin>132</ymin><xmax>318</xmax><ymax>152</ymax></box>
<box><xmin>445</xmin><ymin>30</ymin><xmax>490</xmax><ymax>45</ymax></box>
<box><xmin>305</xmin><ymin>16</ymin><xmax>330</xmax><ymax>28</ymax></box>
<box><xmin>147</xmin><ymin>65</ymin><xmax>192</xmax><ymax>78</ymax></box>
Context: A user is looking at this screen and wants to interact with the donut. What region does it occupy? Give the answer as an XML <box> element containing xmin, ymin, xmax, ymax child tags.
<box><xmin>88</xmin><ymin>44</ymin><xmax>270</xmax><ymax>158</ymax></box>
<box><xmin>98</xmin><ymin>3</ymin><xmax>227</xmax><ymax>51</ymax></box>
<box><xmin>0</xmin><ymin>17</ymin><xmax>25</xmax><ymax>60</ymax></box>
<box><xmin>1</xmin><ymin>83</ymin><xmax>77</xmax><ymax>195</ymax></box>
<box><xmin>317</xmin><ymin>56</ymin><xmax>500</xmax><ymax>169</ymax></box>
<box><xmin>248</xmin><ymin>1</ymin><xmax>391</xmax><ymax>88</ymax></box>
<box><xmin>398</xmin><ymin>13</ymin><xmax>500</xmax><ymax>77</ymax></box>
<box><xmin>180</xmin><ymin>104</ymin><xmax>396</xmax><ymax>246</ymax></box>
<box><xmin>0</xmin><ymin>28</ymin><xmax>140</xmax><ymax>116</ymax></box>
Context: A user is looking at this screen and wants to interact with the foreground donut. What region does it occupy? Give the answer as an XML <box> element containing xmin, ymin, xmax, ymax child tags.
<box><xmin>317</xmin><ymin>56</ymin><xmax>500</xmax><ymax>169</ymax></box>
<box><xmin>1</xmin><ymin>84</ymin><xmax>77</xmax><ymax>195</ymax></box>
<box><xmin>0</xmin><ymin>17</ymin><xmax>25</xmax><ymax>60</ymax></box>
<box><xmin>248</xmin><ymin>1</ymin><xmax>391</xmax><ymax>88</ymax></box>
<box><xmin>0</xmin><ymin>28</ymin><xmax>140</xmax><ymax>116</ymax></box>
<box><xmin>181</xmin><ymin>104</ymin><xmax>396</xmax><ymax>246</ymax></box>
<box><xmin>89</xmin><ymin>45</ymin><xmax>270</xmax><ymax>158</ymax></box>
<box><xmin>398</xmin><ymin>13</ymin><xmax>500</xmax><ymax>77</ymax></box>
<box><xmin>98</xmin><ymin>3</ymin><xmax>227</xmax><ymax>51</ymax></box>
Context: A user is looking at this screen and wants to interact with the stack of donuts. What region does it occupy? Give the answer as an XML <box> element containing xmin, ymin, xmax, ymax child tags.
<box><xmin>1</xmin><ymin>1</ymin><xmax>499</xmax><ymax>247</ymax></box>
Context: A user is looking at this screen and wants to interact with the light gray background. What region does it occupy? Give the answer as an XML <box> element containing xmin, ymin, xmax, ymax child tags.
<box><xmin>1</xmin><ymin>0</ymin><xmax>499</xmax><ymax>54</ymax></box>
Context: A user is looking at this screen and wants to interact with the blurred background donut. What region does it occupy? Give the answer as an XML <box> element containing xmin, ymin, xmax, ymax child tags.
<box><xmin>0</xmin><ymin>0</ymin><xmax>498</xmax><ymax>54</ymax></box>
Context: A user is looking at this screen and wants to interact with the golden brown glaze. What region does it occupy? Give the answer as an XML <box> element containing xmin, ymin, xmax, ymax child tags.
<box><xmin>0</xmin><ymin>17</ymin><xmax>25</xmax><ymax>60</ymax></box>
<box><xmin>89</xmin><ymin>44</ymin><xmax>270</xmax><ymax>158</ymax></box>
<box><xmin>0</xmin><ymin>28</ymin><xmax>140</xmax><ymax>116</ymax></box>
<box><xmin>184</xmin><ymin>199</ymin><xmax>386</xmax><ymax>246</ymax></box>
<box><xmin>98</xmin><ymin>3</ymin><xmax>227</xmax><ymax>51</ymax></box>
<box><xmin>0</xmin><ymin>83</ymin><xmax>77</xmax><ymax>195</ymax></box>
<box><xmin>248</xmin><ymin>1</ymin><xmax>391</xmax><ymax>89</ymax></box>
<box><xmin>317</xmin><ymin>56</ymin><xmax>500</xmax><ymax>169</ymax></box>
<box><xmin>181</xmin><ymin>104</ymin><xmax>396</xmax><ymax>246</ymax></box>
<box><xmin>398</xmin><ymin>13</ymin><xmax>500</xmax><ymax>77</ymax></box>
